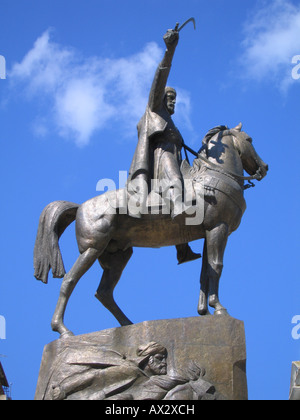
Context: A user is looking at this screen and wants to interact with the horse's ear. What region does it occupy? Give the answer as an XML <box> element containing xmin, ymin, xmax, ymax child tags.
<box><xmin>233</xmin><ymin>122</ymin><xmax>242</xmax><ymax>132</ymax></box>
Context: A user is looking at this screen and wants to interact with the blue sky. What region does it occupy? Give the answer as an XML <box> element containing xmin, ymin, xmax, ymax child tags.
<box><xmin>0</xmin><ymin>0</ymin><xmax>299</xmax><ymax>400</ymax></box>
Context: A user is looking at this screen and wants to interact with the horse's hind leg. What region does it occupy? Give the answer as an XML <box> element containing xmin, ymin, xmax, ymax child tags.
<box><xmin>51</xmin><ymin>247</ymin><xmax>101</xmax><ymax>337</ymax></box>
<box><xmin>206</xmin><ymin>223</ymin><xmax>229</xmax><ymax>316</ymax></box>
<box><xmin>95</xmin><ymin>248</ymin><xmax>133</xmax><ymax>326</ymax></box>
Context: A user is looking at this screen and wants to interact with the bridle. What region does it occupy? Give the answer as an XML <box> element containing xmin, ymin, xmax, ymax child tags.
<box><xmin>182</xmin><ymin>130</ymin><xmax>263</xmax><ymax>190</ymax></box>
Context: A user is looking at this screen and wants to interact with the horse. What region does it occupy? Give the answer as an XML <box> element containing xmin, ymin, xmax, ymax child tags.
<box><xmin>34</xmin><ymin>123</ymin><xmax>268</xmax><ymax>337</ymax></box>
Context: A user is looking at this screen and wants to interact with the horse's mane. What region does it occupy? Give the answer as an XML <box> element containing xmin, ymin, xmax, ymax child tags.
<box><xmin>190</xmin><ymin>125</ymin><xmax>229</xmax><ymax>176</ymax></box>
<box><xmin>198</xmin><ymin>125</ymin><xmax>229</xmax><ymax>153</ymax></box>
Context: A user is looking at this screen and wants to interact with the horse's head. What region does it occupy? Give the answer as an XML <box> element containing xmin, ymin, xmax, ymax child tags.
<box><xmin>230</xmin><ymin>123</ymin><xmax>269</xmax><ymax>181</ymax></box>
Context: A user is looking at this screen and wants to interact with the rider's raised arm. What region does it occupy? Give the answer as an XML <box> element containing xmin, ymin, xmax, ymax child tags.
<box><xmin>148</xmin><ymin>29</ymin><xmax>179</xmax><ymax>112</ymax></box>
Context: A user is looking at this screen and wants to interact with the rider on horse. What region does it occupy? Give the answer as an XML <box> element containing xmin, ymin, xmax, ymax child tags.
<box><xmin>127</xmin><ymin>28</ymin><xmax>200</xmax><ymax>265</ymax></box>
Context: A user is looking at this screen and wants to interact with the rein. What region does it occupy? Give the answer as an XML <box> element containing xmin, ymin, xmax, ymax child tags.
<box><xmin>196</xmin><ymin>154</ymin><xmax>261</xmax><ymax>182</ymax></box>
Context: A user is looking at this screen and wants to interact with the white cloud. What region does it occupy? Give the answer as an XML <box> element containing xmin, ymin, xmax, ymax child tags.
<box><xmin>239</xmin><ymin>0</ymin><xmax>300</xmax><ymax>92</ymax></box>
<box><xmin>10</xmin><ymin>30</ymin><xmax>72</xmax><ymax>94</ymax></box>
<box><xmin>54</xmin><ymin>78</ymin><xmax>114</xmax><ymax>145</ymax></box>
<box><xmin>9</xmin><ymin>30</ymin><xmax>166</xmax><ymax>146</ymax></box>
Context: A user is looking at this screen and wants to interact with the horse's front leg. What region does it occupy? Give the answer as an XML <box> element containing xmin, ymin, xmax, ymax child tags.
<box><xmin>206</xmin><ymin>223</ymin><xmax>229</xmax><ymax>316</ymax></box>
<box><xmin>198</xmin><ymin>240</ymin><xmax>210</xmax><ymax>315</ymax></box>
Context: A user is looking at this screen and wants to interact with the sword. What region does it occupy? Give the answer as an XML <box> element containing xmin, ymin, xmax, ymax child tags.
<box><xmin>174</xmin><ymin>17</ymin><xmax>196</xmax><ymax>32</ymax></box>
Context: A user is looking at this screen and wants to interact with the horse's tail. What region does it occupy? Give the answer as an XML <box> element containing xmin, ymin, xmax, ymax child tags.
<box><xmin>34</xmin><ymin>201</ymin><xmax>79</xmax><ymax>284</ymax></box>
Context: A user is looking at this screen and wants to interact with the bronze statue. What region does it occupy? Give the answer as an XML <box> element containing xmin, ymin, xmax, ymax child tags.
<box><xmin>34</xmin><ymin>25</ymin><xmax>268</xmax><ymax>338</ymax></box>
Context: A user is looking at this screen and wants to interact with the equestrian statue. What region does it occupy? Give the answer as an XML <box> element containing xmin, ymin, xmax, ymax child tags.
<box><xmin>34</xmin><ymin>22</ymin><xmax>268</xmax><ymax>337</ymax></box>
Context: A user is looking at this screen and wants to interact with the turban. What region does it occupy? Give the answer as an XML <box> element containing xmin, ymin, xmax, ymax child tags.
<box><xmin>137</xmin><ymin>342</ymin><xmax>167</xmax><ymax>358</ymax></box>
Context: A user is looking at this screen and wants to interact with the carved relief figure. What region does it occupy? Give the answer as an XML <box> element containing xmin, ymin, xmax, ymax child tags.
<box><xmin>45</xmin><ymin>342</ymin><xmax>220</xmax><ymax>400</ymax></box>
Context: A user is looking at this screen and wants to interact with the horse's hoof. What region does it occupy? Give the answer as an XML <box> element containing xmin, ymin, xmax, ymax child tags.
<box><xmin>120</xmin><ymin>319</ymin><xmax>134</xmax><ymax>327</ymax></box>
<box><xmin>59</xmin><ymin>330</ymin><xmax>75</xmax><ymax>339</ymax></box>
<box><xmin>198</xmin><ymin>307</ymin><xmax>211</xmax><ymax>316</ymax></box>
<box><xmin>214</xmin><ymin>308</ymin><xmax>229</xmax><ymax>316</ymax></box>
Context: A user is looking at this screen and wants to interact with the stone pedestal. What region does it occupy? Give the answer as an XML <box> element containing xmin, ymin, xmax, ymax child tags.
<box><xmin>35</xmin><ymin>316</ymin><xmax>247</xmax><ymax>400</ymax></box>
<box><xmin>289</xmin><ymin>362</ymin><xmax>300</xmax><ymax>400</ymax></box>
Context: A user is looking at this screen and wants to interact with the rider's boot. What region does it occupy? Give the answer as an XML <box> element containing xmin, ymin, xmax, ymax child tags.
<box><xmin>176</xmin><ymin>243</ymin><xmax>202</xmax><ymax>265</ymax></box>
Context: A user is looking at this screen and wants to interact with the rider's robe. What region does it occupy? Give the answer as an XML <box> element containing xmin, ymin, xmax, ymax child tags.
<box><xmin>127</xmin><ymin>56</ymin><xmax>184</xmax><ymax>218</ymax></box>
